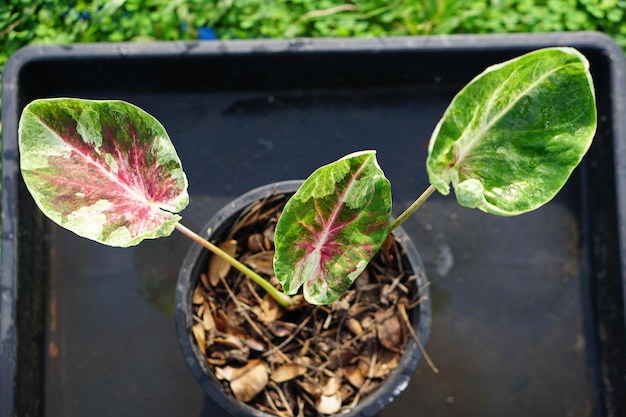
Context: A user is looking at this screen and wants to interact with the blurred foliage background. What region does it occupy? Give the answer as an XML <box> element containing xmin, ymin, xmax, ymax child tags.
<box><xmin>2</xmin><ymin>0</ymin><xmax>626</xmax><ymax>76</ymax></box>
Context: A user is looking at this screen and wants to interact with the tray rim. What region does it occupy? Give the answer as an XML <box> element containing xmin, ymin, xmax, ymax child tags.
<box><xmin>2</xmin><ymin>31</ymin><xmax>625</xmax><ymax>417</ymax></box>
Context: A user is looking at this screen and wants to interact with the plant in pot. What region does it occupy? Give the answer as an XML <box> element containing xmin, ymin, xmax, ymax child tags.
<box><xmin>17</xmin><ymin>46</ymin><xmax>596</xmax><ymax>416</ymax></box>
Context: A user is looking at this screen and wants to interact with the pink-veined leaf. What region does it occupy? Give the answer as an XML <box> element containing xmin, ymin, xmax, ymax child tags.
<box><xmin>273</xmin><ymin>150</ymin><xmax>391</xmax><ymax>305</ymax></box>
<box><xmin>18</xmin><ymin>98</ymin><xmax>189</xmax><ymax>247</ymax></box>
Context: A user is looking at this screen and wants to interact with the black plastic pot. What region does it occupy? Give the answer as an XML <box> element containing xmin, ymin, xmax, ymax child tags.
<box><xmin>175</xmin><ymin>180</ymin><xmax>431</xmax><ymax>417</ymax></box>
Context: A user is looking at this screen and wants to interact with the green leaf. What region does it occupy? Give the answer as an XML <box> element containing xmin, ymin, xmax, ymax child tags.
<box><xmin>19</xmin><ymin>98</ymin><xmax>189</xmax><ymax>247</ymax></box>
<box><xmin>274</xmin><ymin>150</ymin><xmax>391</xmax><ymax>305</ymax></box>
<box><xmin>426</xmin><ymin>47</ymin><xmax>596</xmax><ymax>216</ymax></box>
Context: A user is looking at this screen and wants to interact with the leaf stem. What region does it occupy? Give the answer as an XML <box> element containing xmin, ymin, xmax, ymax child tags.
<box><xmin>175</xmin><ymin>222</ymin><xmax>294</xmax><ymax>308</ymax></box>
<box><xmin>390</xmin><ymin>184</ymin><xmax>437</xmax><ymax>231</ymax></box>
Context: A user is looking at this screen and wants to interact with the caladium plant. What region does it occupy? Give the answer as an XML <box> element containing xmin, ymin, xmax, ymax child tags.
<box><xmin>273</xmin><ymin>46</ymin><xmax>596</xmax><ymax>304</ymax></box>
<box><xmin>18</xmin><ymin>97</ymin><xmax>293</xmax><ymax>307</ymax></box>
<box><xmin>18</xmin><ymin>47</ymin><xmax>596</xmax><ymax>307</ymax></box>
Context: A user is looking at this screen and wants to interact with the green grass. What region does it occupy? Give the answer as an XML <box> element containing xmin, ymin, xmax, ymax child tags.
<box><xmin>2</xmin><ymin>0</ymin><xmax>625</xmax><ymax>75</ymax></box>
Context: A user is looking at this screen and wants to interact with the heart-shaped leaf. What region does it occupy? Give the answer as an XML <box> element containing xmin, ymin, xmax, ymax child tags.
<box><xmin>427</xmin><ymin>47</ymin><xmax>596</xmax><ymax>216</ymax></box>
<box><xmin>19</xmin><ymin>98</ymin><xmax>189</xmax><ymax>247</ymax></box>
<box><xmin>274</xmin><ymin>150</ymin><xmax>391</xmax><ymax>305</ymax></box>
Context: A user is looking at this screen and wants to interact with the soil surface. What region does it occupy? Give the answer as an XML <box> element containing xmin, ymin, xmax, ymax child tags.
<box><xmin>191</xmin><ymin>193</ymin><xmax>427</xmax><ymax>416</ymax></box>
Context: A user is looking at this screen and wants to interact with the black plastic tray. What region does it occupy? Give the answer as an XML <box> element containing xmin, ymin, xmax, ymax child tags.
<box><xmin>2</xmin><ymin>33</ymin><xmax>626</xmax><ymax>417</ymax></box>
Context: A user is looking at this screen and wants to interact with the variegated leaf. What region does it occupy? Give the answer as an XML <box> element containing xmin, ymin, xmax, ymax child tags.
<box><xmin>19</xmin><ymin>98</ymin><xmax>189</xmax><ymax>247</ymax></box>
<box><xmin>274</xmin><ymin>150</ymin><xmax>391</xmax><ymax>305</ymax></box>
<box><xmin>427</xmin><ymin>47</ymin><xmax>596</xmax><ymax>216</ymax></box>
